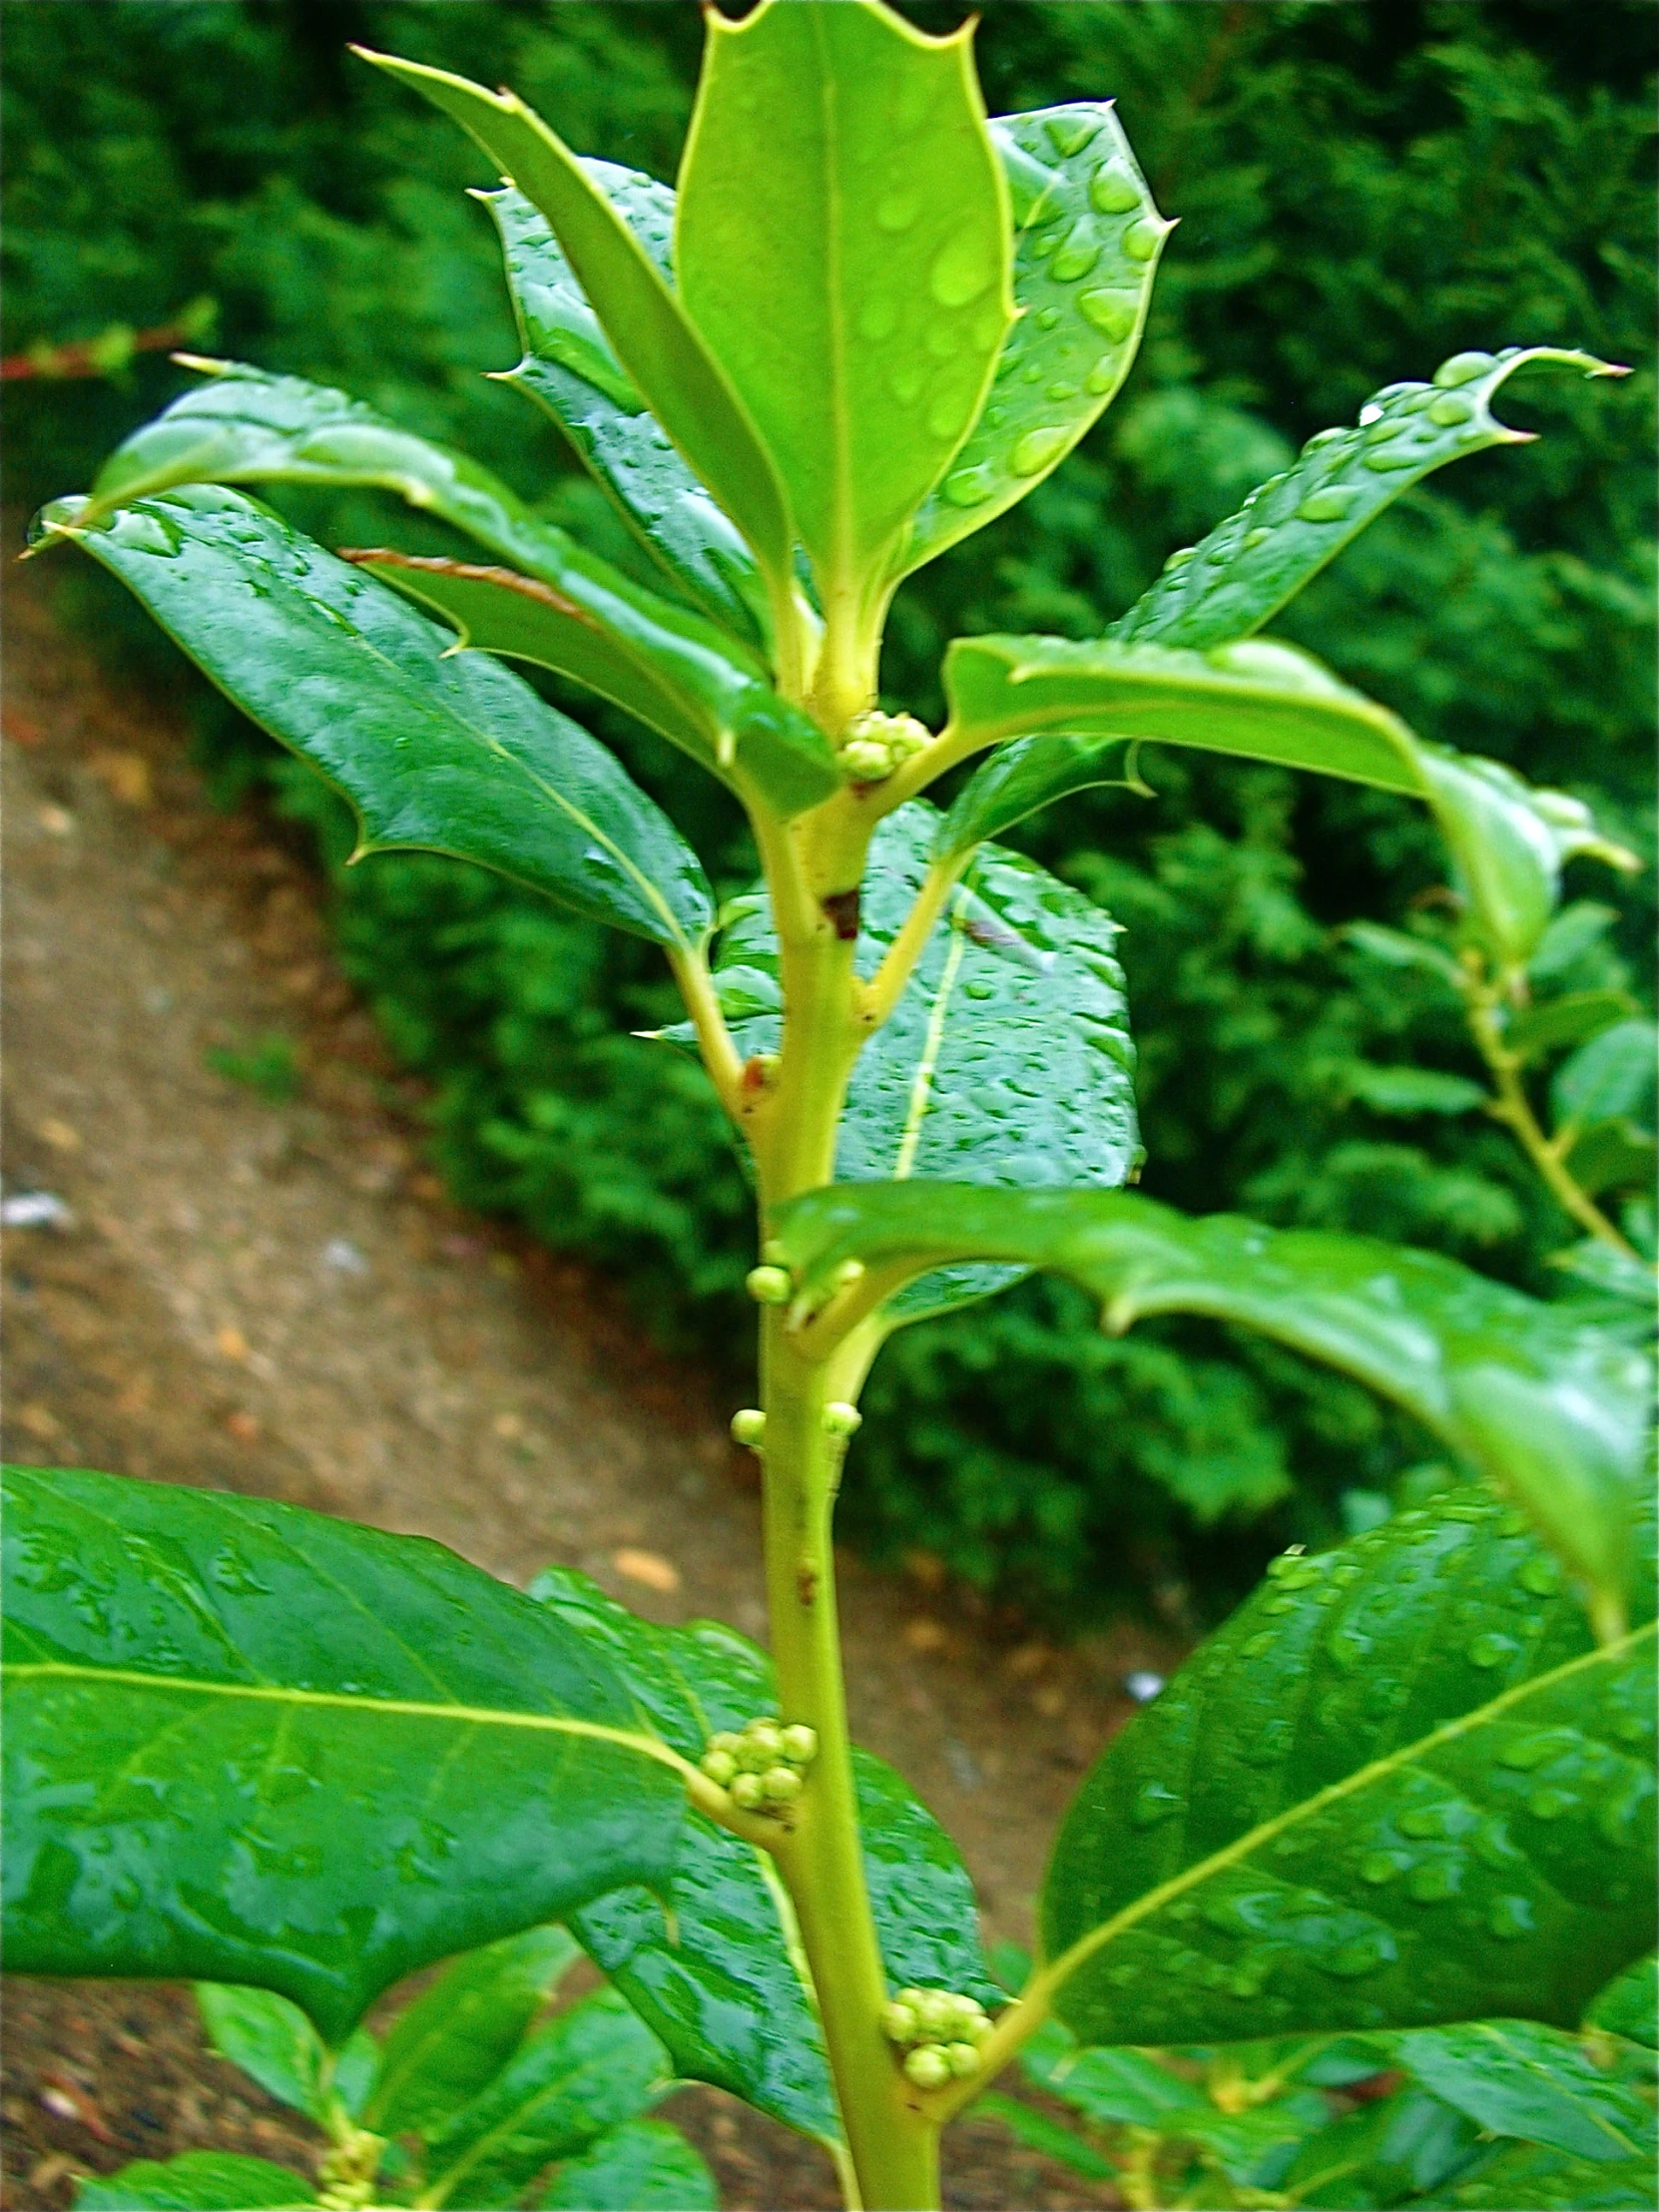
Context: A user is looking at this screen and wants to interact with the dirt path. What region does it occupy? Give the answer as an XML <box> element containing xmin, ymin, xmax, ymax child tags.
<box><xmin>2</xmin><ymin>575</ymin><xmax>1172</xmax><ymax>2208</ymax></box>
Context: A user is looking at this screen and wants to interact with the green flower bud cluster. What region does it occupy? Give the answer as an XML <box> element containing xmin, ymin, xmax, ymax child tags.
<box><xmin>839</xmin><ymin>711</ymin><xmax>932</xmax><ymax>786</ymax></box>
<box><xmin>700</xmin><ymin>1716</ymin><xmax>819</xmax><ymax>1813</ymax></box>
<box><xmin>746</xmin><ymin>1264</ymin><xmax>794</xmax><ymax>1304</ymax></box>
<box><xmin>730</xmin><ymin>1406</ymin><xmax>767</xmax><ymax>1449</ymax></box>
<box><xmin>880</xmin><ymin>1987</ymin><xmax>992</xmax><ymax>2086</ymax></box>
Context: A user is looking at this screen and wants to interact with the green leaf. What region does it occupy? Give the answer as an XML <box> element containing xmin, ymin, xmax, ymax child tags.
<box><xmin>356</xmin><ymin>49</ymin><xmax>796</xmax><ymax>616</ymax></box>
<box><xmin>194</xmin><ymin>1983</ymin><xmax>330</xmax><ymax>2122</ymax></box>
<box><xmin>36</xmin><ymin>487</ymin><xmax>714</xmax><ymax>949</ymax></box>
<box><xmin>1396</xmin><ymin>2020</ymin><xmax>1655</xmax><ymax>2163</ymax></box>
<box><xmin>1110</xmin><ymin>347</ymin><xmax>1627</xmax><ymax>651</ymax></box>
<box><xmin>1553</xmin><ymin>1020</ymin><xmax>1658</xmax><ymax>1136</ymax></box>
<box><xmin>944</xmin><ymin>633</ymin><xmax>1424</xmax><ymax>792</ymax></box>
<box><xmin>1343</xmin><ymin>1064</ymin><xmax>1489</xmax><ymax>1117</ymax></box>
<box><xmin>351</xmin><ymin>548</ymin><xmax>841</xmax><ymax>821</ymax></box>
<box><xmin>899</xmin><ymin>103</ymin><xmax>1168</xmax><ymax>577</ymax></box>
<box><xmin>1508</xmin><ymin>991</ymin><xmax>1637</xmax><ymax>1066</ymax></box>
<box><xmin>770</xmin><ymin>1186</ymin><xmax>1651</xmax><ymax>1615</ymax></box>
<box><xmin>936</xmin><ymin>734</ymin><xmax>1143</xmax><ymax>862</ymax></box>
<box><xmin>1587</xmin><ymin>1953</ymin><xmax>1658</xmax><ymax>2048</ymax></box>
<box><xmin>1449</xmin><ymin>2140</ymin><xmax>1658</xmax><ymax>2208</ymax></box>
<box><xmin>72</xmin><ymin>2153</ymin><xmax>315</xmax><ymax>2210</ymax></box>
<box><xmin>1037</xmin><ymin>1492</ymin><xmax>1656</xmax><ymax>2046</ymax></box>
<box><xmin>1344</xmin><ymin>921</ymin><xmax>1465</xmax><ymax>988</ymax></box>
<box><xmin>1022</xmin><ymin>2038</ymin><xmax>1206</xmax><ymax>2128</ymax></box>
<box><xmin>418</xmin><ymin>1987</ymin><xmax>669</xmax><ymax>2209</ymax></box>
<box><xmin>537</xmin><ymin>2118</ymin><xmax>718</xmax><ymax>2211</ymax></box>
<box><xmin>364</xmin><ymin>1925</ymin><xmax>579</xmax><ymax>2138</ymax></box>
<box><xmin>1529</xmin><ymin>902</ymin><xmax>1620</xmax><ymax>984</ymax></box>
<box><xmin>481</xmin><ymin>181</ymin><xmax>772</xmax><ymax>648</ymax></box>
<box><xmin>1559</xmin><ymin>1121</ymin><xmax>1658</xmax><ymax>1202</ymax></box>
<box><xmin>74</xmin><ymin>360</ymin><xmax>838</xmax><ymax>818</ymax></box>
<box><xmin>1280</xmin><ymin>2086</ymin><xmax>1481</xmax><ymax>2207</ymax></box>
<box><xmin>2</xmin><ymin>1465</ymin><xmax>685</xmax><ymax>2044</ymax></box>
<box><xmin>529</xmin><ymin>1563</ymin><xmax>1001</xmax><ymax>2146</ymax></box>
<box><xmin>676</xmin><ymin>0</ymin><xmax>1013</xmax><ymax>611</ymax></box>
<box><xmin>974</xmin><ymin>2091</ymin><xmax>1117</xmax><ymax>2181</ymax></box>
<box><xmin>672</xmin><ymin>803</ymin><xmax>1138</xmax><ymax>1327</ymax></box>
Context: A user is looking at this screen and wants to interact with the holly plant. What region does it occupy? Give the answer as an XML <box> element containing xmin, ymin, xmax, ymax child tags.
<box><xmin>7</xmin><ymin>8</ymin><xmax>1654</xmax><ymax>2211</ymax></box>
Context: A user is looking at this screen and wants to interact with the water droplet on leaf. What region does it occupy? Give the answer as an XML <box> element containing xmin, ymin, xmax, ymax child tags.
<box><xmin>1052</xmin><ymin>241</ymin><xmax>1102</xmax><ymax>282</ymax></box>
<box><xmin>1296</xmin><ymin>486</ymin><xmax>1359</xmax><ymax>522</ymax></box>
<box><xmin>1046</xmin><ymin>114</ymin><xmax>1101</xmax><ymax>158</ymax></box>
<box><xmin>929</xmin><ymin>234</ymin><xmax>996</xmax><ymax>307</ymax></box>
<box><xmin>1089</xmin><ymin>160</ymin><xmax>1142</xmax><ymax>214</ymax></box>
<box><xmin>1433</xmin><ymin>350</ymin><xmax>1496</xmax><ymax>388</ymax></box>
<box><xmin>1010</xmin><ymin>426</ymin><xmax>1069</xmax><ymax>476</ymax></box>
<box><xmin>1121</xmin><ymin>218</ymin><xmax>1165</xmax><ymax>263</ymax></box>
<box><xmin>876</xmin><ymin>190</ymin><xmax>920</xmax><ymax>233</ymax></box>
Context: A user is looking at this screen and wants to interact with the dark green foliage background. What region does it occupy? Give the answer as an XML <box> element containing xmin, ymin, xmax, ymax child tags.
<box><xmin>5</xmin><ymin>1</ymin><xmax>1652</xmax><ymax>1619</ymax></box>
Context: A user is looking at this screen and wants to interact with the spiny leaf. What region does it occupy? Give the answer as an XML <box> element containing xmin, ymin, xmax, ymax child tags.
<box><xmin>1111</xmin><ymin>346</ymin><xmax>1628</xmax><ymax>651</ymax></box>
<box><xmin>900</xmin><ymin>102</ymin><xmax>1169</xmax><ymax>577</ymax></box>
<box><xmin>1039</xmin><ymin>1491</ymin><xmax>1655</xmax><ymax>2045</ymax></box>
<box><xmin>2</xmin><ymin>1465</ymin><xmax>685</xmax><ymax>2043</ymax></box>
<box><xmin>770</xmin><ymin>1184</ymin><xmax>1651</xmax><ymax>1615</ymax></box>
<box><xmin>35</xmin><ymin>486</ymin><xmax>714</xmax><ymax>947</ymax></box>
<box><xmin>354</xmin><ymin>48</ymin><xmax>797</xmax><ymax>612</ymax></box>
<box><xmin>350</xmin><ymin>549</ymin><xmax>841</xmax><ymax>820</ymax></box>
<box><xmin>676</xmin><ymin>0</ymin><xmax>1013</xmax><ymax>612</ymax></box>
<box><xmin>481</xmin><ymin>180</ymin><xmax>772</xmax><ymax>649</ymax></box>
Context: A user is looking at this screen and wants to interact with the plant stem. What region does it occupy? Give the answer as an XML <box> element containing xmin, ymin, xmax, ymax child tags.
<box><xmin>1464</xmin><ymin>987</ymin><xmax>1636</xmax><ymax>1256</ymax></box>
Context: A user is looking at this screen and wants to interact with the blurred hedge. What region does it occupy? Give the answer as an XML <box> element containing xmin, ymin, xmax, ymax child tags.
<box><xmin>5</xmin><ymin>1</ymin><xmax>1652</xmax><ymax>1621</ymax></box>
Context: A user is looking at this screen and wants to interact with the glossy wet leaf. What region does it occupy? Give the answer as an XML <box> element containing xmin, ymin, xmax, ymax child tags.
<box><xmin>936</xmin><ymin>734</ymin><xmax>1141</xmax><ymax>861</ymax></box>
<box><xmin>1021</xmin><ymin>2032</ymin><xmax>1206</xmax><ymax>2128</ymax></box>
<box><xmin>1110</xmin><ymin>347</ymin><xmax>1626</xmax><ymax>651</ymax></box>
<box><xmin>352</xmin><ymin>548</ymin><xmax>840</xmax><ymax>821</ymax></box>
<box><xmin>74</xmin><ymin>360</ymin><xmax>837</xmax><ymax>819</ymax></box>
<box><xmin>72</xmin><ymin>2153</ymin><xmax>314</xmax><ymax>2210</ymax></box>
<box><xmin>364</xmin><ymin>1924</ymin><xmax>579</xmax><ymax>2137</ymax></box>
<box><xmin>1552</xmin><ymin>1020</ymin><xmax>1657</xmax><ymax>1136</ymax></box>
<box><xmin>1280</xmin><ymin>2086</ymin><xmax>1480</xmax><ymax>2207</ymax></box>
<box><xmin>1448</xmin><ymin>2139</ymin><xmax>1658</xmax><ymax>2208</ymax></box>
<box><xmin>901</xmin><ymin>103</ymin><xmax>1167</xmax><ymax>578</ymax></box>
<box><xmin>670</xmin><ymin>803</ymin><xmax>1138</xmax><ymax>1326</ymax></box>
<box><xmin>1396</xmin><ymin>2019</ymin><xmax>1656</xmax><ymax>2163</ymax></box>
<box><xmin>974</xmin><ymin>2093</ymin><xmax>1117</xmax><ymax>2181</ymax></box>
<box><xmin>418</xmin><ymin>1987</ymin><xmax>669</xmax><ymax>2209</ymax></box>
<box><xmin>529</xmin><ymin>1563</ymin><xmax>1000</xmax><ymax>2146</ymax></box>
<box><xmin>482</xmin><ymin>182</ymin><xmax>771</xmax><ymax>648</ymax></box>
<box><xmin>537</xmin><ymin>2117</ymin><xmax>718</xmax><ymax>2210</ymax></box>
<box><xmin>38</xmin><ymin>486</ymin><xmax>714</xmax><ymax>949</ymax></box>
<box><xmin>677</xmin><ymin>0</ymin><xmax>1013</xmax><ymax>608</ymax></box>
<box><xmin>1343</xmin><ymin>1064</ymin><xmax>1488</xmax><ymax>1117</ymax></box>
<box><xmin>1038</xmin><ymin>1491</ymin><xmax>1656</xmax><ymax>2046</ymax></box>
<box><xmin>194</xmin><ymin>1983</ymin><xmax>331</xmax><ymax>2122</ymax></box>
<box><xmin>1507</xmin><ymin>990</ymin><xmax>1636</xmax><ymax>1066</ymax></box>
<box><xmin>1586</xmin><ymin>1952</ymin><xmax>1658</xmax><ymax>2047</ymax></box>
<box><xmin>771</xmin><ymin>1184</ymin><xmax>1650</xmax><ymax>1611</ymax></box>
<box><xmin>358</xmin><ymin>50</ymin><xmax>796</xmax><ymax>610</ymax></box>
<box><xmin>2</xmin><ymin>1465</ymin><xmax>685</xmax><ymax>2043</ymax></box>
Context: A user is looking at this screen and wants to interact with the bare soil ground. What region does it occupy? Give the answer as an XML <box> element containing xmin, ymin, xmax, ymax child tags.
<box><xmin>2</xmin><ymin>574</ymin><xmax>1177</xmax><ymax>2209</ymax></box>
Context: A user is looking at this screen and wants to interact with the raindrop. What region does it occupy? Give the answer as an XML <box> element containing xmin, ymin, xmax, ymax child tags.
<box><xmin>1010</xmin><ymin>427</ymin><xmax>1069</xmax><ymax>476</ymax></box>
<box><xmin>1121</xmin><ymin>218</ymin><xmax>1165</xmax><ymax>263</ymax></box>
<box><xmin>1046</xmin><ymin>114</ymin><xmax>1101</xmax><ymax>158</ymax></box>
<box><xmin>1427</xmin><ymin>393</ymin><xmax>1476</xmax><ymax>426</ymax></box>
<box><xmin>1079</xmin><ymin>289</ymin><xmax>1138</xmax><ymax>340</ymax></box>
<box><xmin>1362</xmin><ymin>448</ymin><xmax>1419</xmax><ymax>472</ymax></box>
<box><xmin>1240</xmin><ymin>1630</ymin><xmax>1277</xmax><ymax>1659</ymax></box>
<box><xmin>1296</xmin><ymin>486</ymin><xmax>1359</xmax><ymax>523</ymax></box>
<box><xmin>1131</xmin><ymin>1777</ymin><xmax>1183</xmax><ymax>1828</ymax></box>
<box><xmin>858</xmin><ymin>297</ymin><xmax>899</xmax><ymax>341</ymax></box>
<box><xmin>876</xmin><ymin>190</ymin><xmax>920</xmax><ymax>233</ymax></box>
<box><xmin>1360</xmin><ymin>1850</ymin><xmax>1407</xmax><ymax>1885</ymax></box>
<box><xmin>889</xmin><ymin>362</ymin><xmax>926</xmax><ymax>405</ymax></box>
<box><xmin>927</xmin><ymin>391</ymin><xmax>967</xmax><ymax>439</ymax></box>
<box><xmin>1498</xmin><ymin>1730</ymin><xmax>1572</xmax><ymax>1772</ymax></box>
<box><xmin>1325</xmin><ymin>1931</ymin><xmax>1396</xmax><ymax>1978</ymax></box>
<box><xmin>1486</xmin><ymin>1895</ymin><xmax>1535</xmax><ymax>1939</ymax></box>
<box><xmin>1089</xmin><ymin>161</ymin><xmax>1142</xmax><ymax>214</ymax></box>
<box><xmin>1084</xmin><ymin>358</ymin><xmax>1118</xmax><ymax>394</ymax></box>
<box><xmin>1302</xmin><ymin>427</ymin><xmax>1348</xmax><ymax>454</ymax></box>
<box><xmin>1052</xmin><ymin>241</ymin><xmax>1102</xmax><ymax>283</ymax></box>
<box><xmin>1405</xmin><ymin>1857</ymin><xmax>1462</xmax><ymax>1903</ymax></box>
<box><xmin>1363</xmin><ymin>417</ymin><xmax>1400</xmax><ymax>444</ymax></box>
<box><xmin>942</xmin><ymin>465</ymin><xmax>997</xmax><ymax>509</ymax></box>
<box><xmin>1163</xmin><ymin>546</ymin><xmax>1195</xmax><ymax>572</ymax></box>
<box><xmin>1031</xmin><ymin>218</ymin><xmax>1074</xmax><ymax>261</ymax></box>
<box><xmin>1357</xmin><ymin>400</ymin><xmax>1385</xmax><ymax>425</ymax></box>
<box><xmin>963</xmin><ymin>977</ymin><xmax>995</xmax><ymax>999</ymax></box>
<box><xmin>1243</xmin><ymin>526</ymin><xmax>1272</xmax><ymax>548</ymax></box>
<box><xmin>1433</xmin><ymin>350</ymin><xmax>1496</xmax><ymax>388</ymax></box>
<box><xmin>1047</xmin><ymin>380</ymin><xmax>1080</xmax><ymax>401</ymax></box>
<box><xmin>1525</xmin><ymin>1787</ymin><xmax>1575</xmax><ymax>1821</ymax></box>
<box><xmin>1035</xmin><ymin>305</ymin><xmax>1062</xmax><ymax>330</ymax></box>
<box><xmin>1466</xmin><ymin>1632</ymin><xmax>1518</xmax><ymax>1669</ymax></box>
<box><xmin>1516</xmin><ymin>1557</ymin><xmax>1559</xmax><ymax>1596</ymax></box>
<box><xmin>929</xmin><ymin>235</ymin><xmax>996</xmax><ymax>308</ymax></box>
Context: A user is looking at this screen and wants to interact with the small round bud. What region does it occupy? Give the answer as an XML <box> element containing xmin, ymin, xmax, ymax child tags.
<box><xmin>903</xmin><ymin>2044</ymin><xmax>952</xmax><ymax>2089</ymax></box>
<box><xmin>823</xmin><ymin>1400</ymin><xmax>862</xmax><ymax>1437</ymax></box>
<box><xmin>761</xmin><ymin>1765</ymin><xmax>802</xmax><ymax>1803</ymax></box>
<box><xmin>707</xmin><ymin>1730</ymin><xmax>743</xmax><ymax>1759</ymax></box>
<box><xmin>730</xmin><ymin>1407</ymin><xmax>767</xmax><ymax>1448</ymax></box>
<box><xmin>912</xmin><ymin>1990</ymin><xmax>956</xmax><ymax>2038</ymax></box>
<box><xmin>762</xmin><ymin>1240</ymin><xmax>788</xmax><ymax>1265</ymax></box>
<box><xmin>730</xmin><ymin>1771</ymin><xmax>766</xmax><ymax>1810</ymax></box>
<box><xmin>700</xmin><ymin>1749</ymin><xmax>738</xmax><ymax>1787</ymax></box>
<box><xmin>842</xmin><ymin>740</ymin><xmax>893</xmax><ymax>783</ymax></box>
<box><xmin>896</xmin><ymin>1988</ymin><xmax>925</xmax><ymax>2011</ymax></box>
<box><xmin>780</xmin><ymin>1723</ymin><xmax>819</xmax><ymax>1766</ymax></box>
<box><xmin>744</xmin><ymin>1720</ymin><xmax>785</xmax><ymax>1766</ymax></box>
<box><xmin>945</xmin><ymin>2041</ymin><xmax>983</xmax><ymax>2079</ymax></box>
<box><xmin>1532</xmin><ymin>790</ymin><xmax>1593</xmax><ymax>830</ymax></box>
<box><xmin>831</xmin><ymin>1258</ymin><xmax>866</xmax><ymax>1291</ymax></box>
<box><xmin>746</xmin><ymin>1265</ymin><xmax>793</xmax><ymax>1305</ymax></box>
<box><xmin>881</xmin><ymin>2000</ymin><xmax>918</xmax><ymax>2045</ymax></box>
